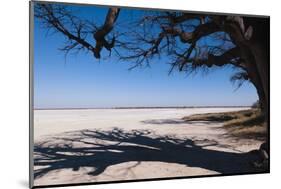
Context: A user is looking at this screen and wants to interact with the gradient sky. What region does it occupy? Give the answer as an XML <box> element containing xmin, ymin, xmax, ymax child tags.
<box><xmin>33</xmin><ymin>3</ymin><xmax>258</xmax><ymax>109</ymax></box>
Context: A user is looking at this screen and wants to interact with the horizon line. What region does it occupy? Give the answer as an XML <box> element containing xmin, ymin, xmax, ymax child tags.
<box><xmin>34</xmin><ymin>105</ymin><xmax>252</xmax><ymax>110</ymax></box>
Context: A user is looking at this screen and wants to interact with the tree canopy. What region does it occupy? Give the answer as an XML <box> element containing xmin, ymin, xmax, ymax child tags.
<box><xmin>34</xmin><ymin>3</ymin><xmax>269</xmax><ymax>114</ymax></box>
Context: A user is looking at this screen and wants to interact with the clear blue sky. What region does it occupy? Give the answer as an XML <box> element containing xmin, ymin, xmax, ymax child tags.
<box><xmin>33</xmin><ymin>3</ymin><xmax>258</xmax><ymax>109</ymax></box>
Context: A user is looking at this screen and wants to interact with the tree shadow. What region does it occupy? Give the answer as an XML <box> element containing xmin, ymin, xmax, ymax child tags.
<box><xmin>34</xmin><ymin>128</ymin><xmax>265</xmax><ymax>180</ymax></box>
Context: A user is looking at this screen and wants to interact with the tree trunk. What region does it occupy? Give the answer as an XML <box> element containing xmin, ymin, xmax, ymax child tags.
<box><xmin>249</xmin><ymin>17</ymin><xmax>269</xmax><ymax>122</ymax></box>
<box><xmin>246</xmin><ymin>17</ymin><xmax>269</xmax><ymax>155</ymax></box>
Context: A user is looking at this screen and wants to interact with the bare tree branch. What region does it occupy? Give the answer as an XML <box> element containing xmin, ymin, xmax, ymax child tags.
<box><xmin>35</xmin><ymin>4</ymin><xmax>95</xmax><ymax>53</ymax></box>
<box><xmin>35</xmin><ymin>3</ymin><xmax>120</xmax><ymax>59</ymax></box>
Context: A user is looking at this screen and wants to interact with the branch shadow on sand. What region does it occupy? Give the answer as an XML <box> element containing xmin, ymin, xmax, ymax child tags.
<box><xmin>34</xmin><ymin>128</ymin><xmax>266</xmax><ymax>180</ymax></box>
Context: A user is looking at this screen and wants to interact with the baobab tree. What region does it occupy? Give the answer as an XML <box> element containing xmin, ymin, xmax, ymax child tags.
<box><xmin>34</xmin><ymin>3</ymin><xmax>269</xmax><ymax>125</ymax></box>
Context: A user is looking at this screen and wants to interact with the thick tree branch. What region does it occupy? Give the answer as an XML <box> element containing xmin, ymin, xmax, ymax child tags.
<box><xmin>162</xmin><ymin>22</ymin><xmax>220</xmax><ymax>43</ymax></box>
<box><xmin>173</xmin><ymin>46</ymin><xmax>242</xmax><ymax>73</ymax></box>
<box><xmin>206</xmin><ymin>46</ymin><xmax>242</xmax><ymax>67</ymax></box>
<box><xmin>93</xmin><ymin>8</ymin><xmax>120</xmax><ymax>58</ymax></box>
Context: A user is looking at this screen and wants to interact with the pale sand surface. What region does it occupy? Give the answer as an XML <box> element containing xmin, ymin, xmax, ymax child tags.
<box><xmin>33</xmin><ymin>108</ymin><xmax>263</xmax><ymax>186</ymax></box>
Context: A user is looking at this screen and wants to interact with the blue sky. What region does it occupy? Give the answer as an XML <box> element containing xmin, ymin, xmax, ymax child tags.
<box><xmin>33</xmin><ymin>3</ymin><xmax>258</xmax><ymax>109</ymax></box>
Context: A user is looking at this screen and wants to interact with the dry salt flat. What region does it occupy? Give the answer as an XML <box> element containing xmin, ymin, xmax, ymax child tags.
<box><xmin>33</xmin><ymin>108</ymin><xmax>262</xmax><ymax>186</ymax></box>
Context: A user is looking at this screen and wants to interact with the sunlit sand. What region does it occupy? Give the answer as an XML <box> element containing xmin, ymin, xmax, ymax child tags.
<box><xmin>33</xmin><ymin>108</ymin><xmax>262</xmax><ymax>186</ymax></box>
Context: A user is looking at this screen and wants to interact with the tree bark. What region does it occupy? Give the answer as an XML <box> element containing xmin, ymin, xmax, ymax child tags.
<box><xmin>224</xmin><ymin>17</ymin><xmax>269</xmax><ymax>119</ymax></box>
<box><xmin>243</xmin><ymin>17</ymin><xmax>269</xmax><ymax>155</ymax></box>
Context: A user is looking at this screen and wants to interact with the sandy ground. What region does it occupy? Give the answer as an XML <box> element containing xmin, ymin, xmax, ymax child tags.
<box><xmin>33</xmin><ymin>108</ymin><xmax>263</xmax><ymax>186</ymax></box>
